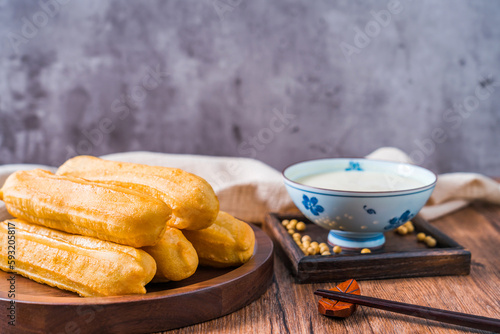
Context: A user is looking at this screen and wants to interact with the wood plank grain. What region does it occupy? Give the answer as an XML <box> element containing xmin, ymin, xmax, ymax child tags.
<box><xmin>162</xmin><ymin>203</ymin><xmax>500</xmax><ymax>334</ymax></box>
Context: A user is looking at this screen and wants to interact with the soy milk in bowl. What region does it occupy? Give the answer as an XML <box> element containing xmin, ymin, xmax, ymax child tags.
<box><xmin>283</xmin><ymin>159</ymin><xmax>437</xmax><ymax>249</ymax></box>
<box><xmin>297</xmin><ymin>171</ymin><xmax>425</xmax><ymax>192</ymax></box>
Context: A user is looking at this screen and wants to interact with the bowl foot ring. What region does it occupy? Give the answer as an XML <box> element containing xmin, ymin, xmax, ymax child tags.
<box><xmin>328</xmin><ymin>230</ymin><xmax>385</xmax><ymax>250</ymax></box>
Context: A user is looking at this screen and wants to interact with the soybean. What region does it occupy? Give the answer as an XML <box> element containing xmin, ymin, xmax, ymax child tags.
<box><xmin>404</xmin><ymin>221</ymin><xmax>415</xmax><ymax>233</ymax></box>
<box><xmin>416</xmin><ymin>232</ymin><xmax>426</xmax><ymax>242</ymax></box>
<box><xmin>307</xmin><ymin>246</ymin><xmax>316</xmax><ymax>255</ymax></box>
<box><xmin>288</xmin><ymin>219</ymin><xmax>298</xmax><ymax>230</ymax></box>
<box><xmin>396</xmin><ymin>225</ymin><xmax>408</xmax><ymax>235</ymax></box>
<box><xmin>425</xmin><ymin>236</ymin><xmax>437</xmax><ymax>247</ymax></box>
<box><xmin>296</xmin><ymin>222</ymin><xmax>306</xmax><ymax>231</ymax></box>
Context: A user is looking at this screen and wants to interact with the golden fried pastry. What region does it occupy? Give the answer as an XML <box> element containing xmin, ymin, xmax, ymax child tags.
<box><xmin>182</xmin><ymin>211</ymin><xmax>255</xmax><ymax>268</ymax></box>
<box><xmin>57</xmin><ymin>156</ymin><xmax>219</xmax><ymax>230</ymax></box>
<box><xmin>0</xmin><ymin>169</ymin><xmax>170</xmax><ymax>247</ymax></box>
<box><xmin>143</xmin><ymin>227</ymin><xmax>199</xmax><ymax>282</ymax></box>
<box><xmin>0</xmin><ymin>219</ymin><xmax>156</xmax><ymax>297</ymax></box>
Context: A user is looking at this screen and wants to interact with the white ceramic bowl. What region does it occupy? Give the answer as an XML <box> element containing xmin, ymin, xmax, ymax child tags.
<box><xmin>283</xmin><ymin>158</ymin><xmax>437</xmax><ymax>249</ymax></box>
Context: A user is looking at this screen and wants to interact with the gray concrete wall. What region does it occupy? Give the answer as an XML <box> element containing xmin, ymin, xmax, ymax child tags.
<box><xmin>0</xmin><ymin>0</ymin><xmax>499</xmax><ymax>174</ymax></box>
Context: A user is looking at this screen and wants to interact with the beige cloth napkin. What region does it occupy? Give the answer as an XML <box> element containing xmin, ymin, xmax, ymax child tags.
<box><xmin>0</xmin><ymin>148</ymin><xmax>498</xmax><ymax>222</ymax></box>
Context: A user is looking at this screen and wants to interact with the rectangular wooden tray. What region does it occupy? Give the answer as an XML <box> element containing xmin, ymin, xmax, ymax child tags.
<box><xmin>264</xmin><ymin>213</ymin><xmax>471</xmax><ymax>283</ymax></box>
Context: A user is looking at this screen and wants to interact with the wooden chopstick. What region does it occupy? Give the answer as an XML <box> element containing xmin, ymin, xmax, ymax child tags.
<box><xmin>314</xmin><ymin>289</ymin><xmax>500</xmax><ymax>332</ymax></box>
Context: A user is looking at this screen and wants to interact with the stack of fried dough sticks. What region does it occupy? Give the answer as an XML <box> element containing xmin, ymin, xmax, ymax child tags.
<box><xmin>0</xmin><ymin>156</ymin><xmax>255</xmax><ymax>297</ymax></box>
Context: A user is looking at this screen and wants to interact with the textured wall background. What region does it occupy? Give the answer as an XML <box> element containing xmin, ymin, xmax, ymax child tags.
<box><xmin>0</xmin><ymin>0</ymin><xmax>499</xmax><ymax>174</ymax></box>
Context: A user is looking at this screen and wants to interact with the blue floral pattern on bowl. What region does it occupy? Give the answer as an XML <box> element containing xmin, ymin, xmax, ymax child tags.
<box><xmin>384</xmin><ymin>210</ymin><xmax>415</xmax><ymax>230</ymax></box>
<box><xmin>302</xmin><ymin>195</ymin><xmax>324</xmax><ymax>216</ymax></box>
<box><xmin>345</xmin><ymin>161</ymin><xmax>363</xmax><ymax>171</ymax></box>
<box><xmin>363</xmin><ymin>205</ymin><xmax>376</xmax><ymax>214</ymax></box>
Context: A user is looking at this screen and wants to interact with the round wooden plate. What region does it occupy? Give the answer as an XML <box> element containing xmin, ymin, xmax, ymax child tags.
<box><xmin>0</xmin><ymin>225</ymin><xmax>274</xmax><ymax>334</ymax></box>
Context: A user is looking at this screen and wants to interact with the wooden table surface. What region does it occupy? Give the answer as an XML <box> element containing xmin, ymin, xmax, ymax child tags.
<box><xmin>163</xmin><ymin>202</ymin><xmax>500</xmax><ymax>334</ymax></box>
